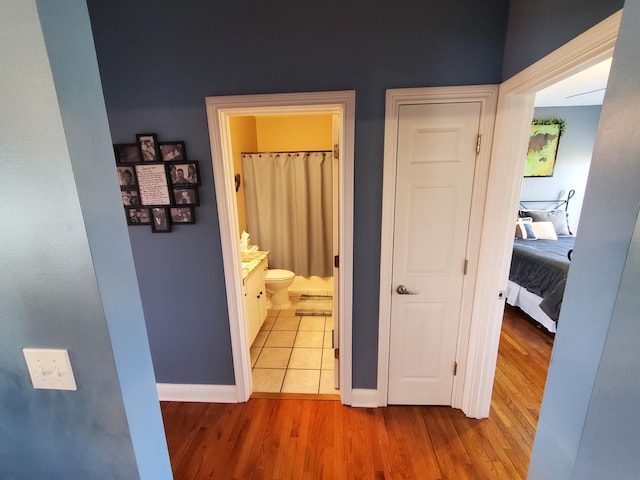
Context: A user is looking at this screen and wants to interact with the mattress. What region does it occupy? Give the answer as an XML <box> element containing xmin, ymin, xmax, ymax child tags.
<box><xmin>508</xmin><ymin>236</ymin><xmax>575</xmax><ymax>323</ymax></box>
<box><xmin>506</xmin><ymin>280</ymin><xmax>557</xmax><ymax>333</ymax></box>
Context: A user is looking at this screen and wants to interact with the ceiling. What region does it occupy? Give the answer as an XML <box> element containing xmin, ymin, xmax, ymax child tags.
<box><xmin>534</xmin><ymin>57</ymin><xmax>612</xmax><ymax>107</ymax></box>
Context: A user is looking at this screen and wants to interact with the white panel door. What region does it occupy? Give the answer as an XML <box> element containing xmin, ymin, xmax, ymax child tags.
<box><xmin>388</xmin><ymin>102</ymin><xmax>481</xmax><ymax>405</ymax></box>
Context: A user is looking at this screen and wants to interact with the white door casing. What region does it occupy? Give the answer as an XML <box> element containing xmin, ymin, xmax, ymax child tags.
<box><xmin>205</xmin><ymin>91</ymin><xmax>355</xmax><ymax>404</ymax></box>
<box><xmin>379</xmin><ymin>86</ymin><xmax>499</xmax><ymax>410</ymax></box>
<box><xmin>388</xmin><ymin>102</ymin><xmax>482</xmax><ymax>405</ymax></box>
<box><xmin>332</xmin><ymin>113</ymin><xmax>341</xmax><ymax>388</ymax></box>
<box><xmin>461</xmin><ymin>12</ymin><xmax>620</xmax><ymax>419</ymax></box>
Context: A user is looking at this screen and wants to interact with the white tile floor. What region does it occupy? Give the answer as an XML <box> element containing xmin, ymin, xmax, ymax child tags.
<box><xmin>251</xmin><ymin>276</ymin><xmax>338</xmax><ymax>395</ymax></box>
<box><xmin>289</xmin><ymin>275</ymin><xmax>334</xmax><ymax>297</ymax></box>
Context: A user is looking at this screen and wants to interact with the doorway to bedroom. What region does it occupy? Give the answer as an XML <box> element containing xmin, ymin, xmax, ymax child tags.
<box><xmin>506</xmin><ymin>57</ymin><xmax>611</xmax><ymax>337</ymax></box>
<box><xmin>493</xmin><ymin>13</ymin><xmax>618</xmax><ymax>440</ymax></box>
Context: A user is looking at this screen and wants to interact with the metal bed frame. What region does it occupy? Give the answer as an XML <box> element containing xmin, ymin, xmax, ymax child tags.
<box><xmin>519</xmin><ymin>189</ymin><xmax>575</xmax><ymax>211</ymax></box>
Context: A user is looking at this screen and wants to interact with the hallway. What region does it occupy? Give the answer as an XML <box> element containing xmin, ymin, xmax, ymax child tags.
<box><xmin>161</xmin><ymin>307</ymin><xmax>553</xmax><ymax>479</ymax></box>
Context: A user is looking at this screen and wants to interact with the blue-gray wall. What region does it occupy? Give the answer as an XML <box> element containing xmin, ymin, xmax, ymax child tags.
<box><xmin>502</xmin><ymin>0</ymin><xmax>623</xmax><ymax>80</ymax></box>
<box><xmin>86</xmin><ymin>0</ymin><xmax>510</xmax><ymax>388</ymax></box>
<box><xmin>522</xmin><ymin>105</ymin><xmax>602</xmax><ymax>234</ymax></box>
<box><xmin>2</xmin><ymin>0</ymin><xmax>636</xmax><ymax>477</ymax></box>
<box><xmin>528</xmin><ymin>0</ymin><xmax>640</xmax><ymax>477</ymax></box>
<box><xmin>0</xmin><ymin>1</ymin><xmax>171</xmax><ymax>478</ymax></box>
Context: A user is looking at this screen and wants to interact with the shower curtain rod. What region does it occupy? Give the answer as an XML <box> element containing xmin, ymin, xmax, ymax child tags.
<box><xmin>241</xmin><ymin>150</ymin><xmax>332</xmax><ymax>154</ymax></box>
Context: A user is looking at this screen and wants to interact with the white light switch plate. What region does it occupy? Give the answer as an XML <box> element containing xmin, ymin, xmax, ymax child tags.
<box><xmin>23</xmin><ymin>348</ymin><xmax>77</xmax><ymax>391</ymax></box>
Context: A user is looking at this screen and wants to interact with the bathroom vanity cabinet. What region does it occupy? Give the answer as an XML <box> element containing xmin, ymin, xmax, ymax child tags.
<box><xmin>243</xmin><ymin>255</ymin><xmax>268</xmax><ymax>345</ymax></box>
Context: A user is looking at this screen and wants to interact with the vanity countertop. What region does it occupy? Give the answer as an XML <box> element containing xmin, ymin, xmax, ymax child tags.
<box><xmin>241</xmin><ymin>250</ymin><xmax>269</xmax><ymax>280</ymax></box>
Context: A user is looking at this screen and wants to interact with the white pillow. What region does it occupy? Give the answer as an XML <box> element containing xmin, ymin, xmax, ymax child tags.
<box><xmin>520</xmin><ymin>209</ymin><xmax>572</xmax><ymax>236</ymax></box>
<box><xmin>516</xmin><ymin>218</ymin><xmax>535</xmax><ymax>239</ymax></box>
<box><xmin>531</xmin><ymin>221</ymin><xmax>558</xmax><ymax>240</ymax></box>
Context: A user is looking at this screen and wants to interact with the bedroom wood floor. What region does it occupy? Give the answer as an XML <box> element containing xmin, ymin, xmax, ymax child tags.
<box><xmin>161</xmin><ymin>306</ymin><xmax>553</xmax><ymax>480</ymax></box>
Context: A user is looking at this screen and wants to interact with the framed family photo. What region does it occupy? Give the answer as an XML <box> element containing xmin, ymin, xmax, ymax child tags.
<box><xmin>126</xmin><ymin>207</ymin><xmax>151</xmax><ymax>225</ymax></box>
<box><xmin>173</xmin><ymin>187</ymin><xmax>199</xmax><ymax>206</ymax></box>
<box><xmin>121</xmin><ymin>189</ymin><xmax>140</xmax><ymax>206</ymax></box>
<box><xmin>117</xmin><ymin>166</ymin><xmax>137</xmax><ymax>188</ymax></box>
<box><xmin>170</xmin><ymin>207</ymin><xmax>195</xmax><ymax>224</ymax></box>
<box><xmin>114</xmin><ymin>143</ymin><xmax>141</xmax><ymax>164</ymax></box>
<box><xmin>160</xmin><ymin>141</ymin><xmax>187</xmax><ymax>161</ymax></box>
<box><xmin>151</xmin><ymin>207</ymin><xmax>171</xmax><ymax>233</ymax></box>
<box><xmin>137</xmin><ymin>133</ymin><xmax>161</xmax><ymax>162</ymax></box>
<box><xmin>169</xmin><ymin>161</ymin><xmax>200</xmax><ymax>186</ymax></box>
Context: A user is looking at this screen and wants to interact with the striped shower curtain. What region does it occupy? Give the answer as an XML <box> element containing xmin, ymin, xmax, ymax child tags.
<box><xmin>242</xmin><ymin>151</ymin><xmax>333</xmax><ymax>277</ymax></box>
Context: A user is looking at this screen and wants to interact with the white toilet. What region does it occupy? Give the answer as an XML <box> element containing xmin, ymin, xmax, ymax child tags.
<box><xmin>264</xmin><ymin>269</ymin><xmax>296</xmax><ymax>309</ymax></box>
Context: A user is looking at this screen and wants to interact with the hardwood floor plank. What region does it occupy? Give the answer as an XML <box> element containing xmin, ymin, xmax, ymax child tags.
<box><xmin>161</xmin><ymin>307</ymin><xmax>553</xmax><ymax>479</ymax></box>
<box><xmin>388</xmin><ymin>407</ymin><xmax>441</xmax><ymax>478</ymax></box>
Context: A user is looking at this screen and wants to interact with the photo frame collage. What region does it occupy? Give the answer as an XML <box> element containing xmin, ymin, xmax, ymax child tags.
<box><xmin>114</xmin><ymin>133</ymin><xmax>201</xmax><ymax>233</ymax></box>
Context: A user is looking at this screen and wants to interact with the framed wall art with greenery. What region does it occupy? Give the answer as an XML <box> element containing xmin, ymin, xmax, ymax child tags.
<box><xmin>524</xmin><ymin>119</ymin><xmax>565</xmax><ymax>177</ymax></box>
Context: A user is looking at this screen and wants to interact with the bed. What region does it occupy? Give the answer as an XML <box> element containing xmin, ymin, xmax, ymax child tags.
<box><xmin>506</xmin><ymin>190</ymin><xmax>576</xmax><ymax>333</ymax></box>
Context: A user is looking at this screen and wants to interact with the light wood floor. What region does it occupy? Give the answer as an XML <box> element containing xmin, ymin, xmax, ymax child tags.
<box><xmin>161</xmin><ymin>306</ymin><xmax>553</xmax><ymax>479</ymax></box>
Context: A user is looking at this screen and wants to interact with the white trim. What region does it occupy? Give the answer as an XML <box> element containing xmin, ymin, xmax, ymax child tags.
<box><xmin>501</xmin><ymin>11</ymin><xmax>621</xmax><ymax>94</ymax></box>
<box><xmin>157</xmin><ymin>384</ymin><xmax>238</xmax><ymax>403</ymax></box>
<box><xmin>377</xmin><ymin>85</ymin><xmax>499</xmax><ymax>408</ymax></box>
<box><xmin>462</xmin><ymin>10</ymin><xmax>621</xmax><ymax>419</ymax></box>
<box><xmin>205</xmin><ymin>91</ymin><xmax>355</xmax><ymax>405</ymax></box>
<box><xmin>350</xmin><ymin>388</ymin><xmax>379</xmax><ymax>408</ymax></box>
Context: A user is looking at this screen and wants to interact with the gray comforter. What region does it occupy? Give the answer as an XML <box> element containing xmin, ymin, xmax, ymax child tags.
<box><xmin>509</xmin><ymin>237</ymin><xmax>575</xmax><ymax>321</ymax></box>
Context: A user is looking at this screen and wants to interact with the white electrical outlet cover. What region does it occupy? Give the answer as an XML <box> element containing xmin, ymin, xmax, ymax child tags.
<box><xmin>23</xmin><ymin>348</ymin><xmax>77</xmax><ymax>391</ymax></box>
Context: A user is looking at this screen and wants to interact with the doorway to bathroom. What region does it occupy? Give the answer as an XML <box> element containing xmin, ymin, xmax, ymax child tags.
<box><xmin>236</xmin><ymin>121</ymin><xmax>334</xmax><ymax>396</ymax></box>
<box><xmin>205</xmin><ymin>91</ymin><xmax>355</xmax><ymax>404</ymax></box>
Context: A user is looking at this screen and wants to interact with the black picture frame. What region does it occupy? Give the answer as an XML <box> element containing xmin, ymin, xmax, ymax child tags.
<box><xmin>114</xmin><ymin>135</ymin><xmax>200</xmax><ymax>233</ymax></box>
<box><xmin>136</xmin><ymin>133</ymin><xmax>161</xmax><ymax>162</ymax></box>
<box><xmin>117</xmin><ymin>166</ymin><xmax>137</xmax><ymax>188</ymax></box>
<box><xmin>151</xmin><ymin>207</ymin><xmax>171</xmax><ymax>233</ymax></box>
<box><xmin>126</xmin><ymin>207</ymin><xmax>151</xmax><ymax>225</ymax></box>
<box><xmin>114</xmin><ymin>143</ymin><xmax>141</xmax><ymax>164</ymax></box>
<box><xmin>170</xmin><ymin>206</ymin><xmax>195</xmax><ymax>224</ymax></box>
<box><xmin>159</xmin><ymin>141</ymin><xmax>187</xmax><ymax>161</ymax></box>
<box><xmin>173</xmin><ymin>186</ymin><xmax>199</xmax><ymax>206</ymax></box>
<box><xmin>134</xmin><ymin>163</ymin><xmax>173</xmax><ymax>206</ymax></box>
<box><xmin>121</xmin><ymin>189</ymin><xmax>141</xmax><ymax>206</ymax></box>
<box><xmin>168</xmin><ymin>161</ymin><xmax>200</xmax><ymax>186</ymax></box>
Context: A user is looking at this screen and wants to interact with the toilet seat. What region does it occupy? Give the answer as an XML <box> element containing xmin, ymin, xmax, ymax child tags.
<box><xmin>265</xmin><ymin>269</ymin><xmax>295</xmax><ymax>281</ymax></box>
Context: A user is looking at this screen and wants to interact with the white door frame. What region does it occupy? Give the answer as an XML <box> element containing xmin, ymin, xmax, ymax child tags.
<box><xmin>378</xmin><ymin>85</ymin><xmax>499</xmax><ymax>409</ymax></box>
<box><xmin>378</xmin><ymin>11</ymin><xmax>620</xmax><ymax>417</ymax></box>
<box><xmin>459</xmin><ymin>11</ymin><xmax>619</xmax><ymax>418</ymax></box>
<box><xmin>205</xmin><ymin>91</ymin><xmax>355</xmax><ymax>404</ymax></box>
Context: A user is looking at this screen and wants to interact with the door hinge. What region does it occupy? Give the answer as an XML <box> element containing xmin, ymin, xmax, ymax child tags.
<box><xmin>333</xmin><ymin>144</ymin><xmax>339</xmax><ymax>160</ymax></box>
<box><xmin>334</xmin><ymin>255</ymin><xmax>339</xmax><ymax>268</ymax></box>
<box><xmin>463</xmin><ymin>259</ymin><xmax>468</xmax><ymax>275</ymax></box>
<box><xmin>453</xmin><ymin>362</ymin><xmax>458</xmax><ymax>376</ymax></box>
<box><xmin>476</xmin><ymin>134</ymin><xmax>481</xmax><ymax>155</ymax></box>
<box><xmin>334</xmin><ymin>348</ymin><xmax>340</xmax><ymax>359</ymax></box>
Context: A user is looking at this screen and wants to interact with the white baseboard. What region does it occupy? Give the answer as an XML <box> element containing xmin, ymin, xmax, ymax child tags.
<box><xmin>350</xmin><ymin>388</ymin><xmax>379</xmax><ymax>408</ymax></box>
<box><xmin>157</xmin><ymin>383</ymin><xmax>239</xmax><ymax>403</ymax></box>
